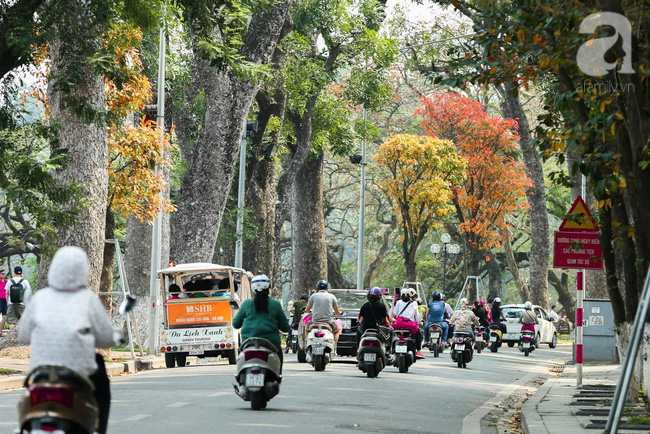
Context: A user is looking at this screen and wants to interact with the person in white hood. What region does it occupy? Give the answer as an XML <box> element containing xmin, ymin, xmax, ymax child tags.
<box><xmin>19</xmin><ymin>246</ymin><xmax>121</xmax><ymax>434</ymax></box>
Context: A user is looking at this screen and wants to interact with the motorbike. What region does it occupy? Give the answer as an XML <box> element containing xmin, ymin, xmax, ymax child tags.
<box><xmin>16</xmin><ymin>295</ymin><xmax>136</xmax><ymax>434</ymax></box>
<box><xmin>306</xmin><ymin>322</ymin><xmax>335</xmax><ymax>371</ymax></box>
<box><xmin>519</xmin><ymin>329</ymin><xmax>536</xmax><ymax>357</ymax></box>
<box><xmin>234</xmin><ymin>337</ymin><xmax>282</xmax><ymax>410</ymax></box>
<box><xmin>474</xmin><ymin>325</ymin><xmax>487</xmax><ymax>353</ymax></box>
<box><xmin>357</xmin><ymin>327</ymin><xmax>390</xmax><ymax>378</ymax></box>
<box><xmin>488</xmin><ymin>324</ymin><xmax>503</xmax><ymax>353</ymax></box>
<box><xmin>450</xmin><ymin>330</ymin><xmax>474</xmax><ymax>368</ymax></box>
<box><xmin>286</xmin><ymin>322</ymin><xmax>300</xmax><ymax>354</ymax></box>
<box><xmin>391</xmin><ymin>329</ymin><xmax>416</xmax><ymax>373</ymax></box>
<box><xmin>426</xmin><ymin>323</ymin><xmax>445</xmax><ymax>357</ymax></box>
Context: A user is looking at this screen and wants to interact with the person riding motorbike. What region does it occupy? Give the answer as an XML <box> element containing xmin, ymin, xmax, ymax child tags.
<box><xmin>518</xmin><ymin>301</ymin><xmax>538</xmax><ymax>345</ymax></box>
<box><xmin>286</xmin><ymin>294</ymin><xmax>308</xmax><ymax>353</ymax></box>
<box><xmin>472</xmin><ymin>300</ymin><xmax>491</xmax><ymax>329</ymax></box>
<box><xmin>442</xmin><ymin>293</ymin><xmax>454</xmax><ymax>344</ymax></box>
<box><xmin>449</xmin><ymin>298</ymin><xmax>480</xmax><ymax>341</ymax></box>
<box><xmin>357</xmin><ymin>287</ymin><xmax>391</xmax><ymax>344</ymax></box>
<box><xmin>305</xmin><ymin>280</ymin><xmax>341</xmax><ymax>347</ymax></box>
<box><xmin>390</xmin><ymin>287</ymin><xmax>425</xmax><ymax>359</ymax></box>
<box><xmin>423</xmin><ymin>290</ymin><xmax>449</xmax><ymax>347</ymax></box>
<box><xmin>233</xmin><ymin>274</ymin><xmax>291</xmax><ymax>374</ymax></box>
<box><xmin>490</xmin><ymin>297</ymin><xmax>507</xmax><ymax>335</ymax></box>
<box><xmin>18</xmin><ymin>246</ymin><xmax>122</xmax><ymax>434</ymax></box>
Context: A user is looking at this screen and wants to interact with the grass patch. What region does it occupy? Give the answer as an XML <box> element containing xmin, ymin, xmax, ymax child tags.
<box><xmin>0</xmin><ymin>368</ymin><xmax>18</xmax><ymax>375</ymax></box>
<box><xmin>627</xmin><ymin>415</ymin><xmax>650</xmax><ymax>425</ymax></box>
<box><xmin>111</xmin><ymin>345</ymin><xmax>143</xmax><ymax>352</ymax></box>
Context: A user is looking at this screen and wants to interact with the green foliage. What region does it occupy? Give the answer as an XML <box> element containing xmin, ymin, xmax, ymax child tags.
<box><xmin>311</xmin><ymin>93</ymin><xmax>357</xmax><ymax>157</ymax></box>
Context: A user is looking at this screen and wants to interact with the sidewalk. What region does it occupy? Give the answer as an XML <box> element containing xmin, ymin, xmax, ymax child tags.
<box><xmin>0</xmin><ymin>350</ymin><xmax>167</xmax><ymax>391</ymax></box>
<box><xmin>521</xmin><ymin>363</ymin><xmax>622</xmax><ymax>433</ymax></box>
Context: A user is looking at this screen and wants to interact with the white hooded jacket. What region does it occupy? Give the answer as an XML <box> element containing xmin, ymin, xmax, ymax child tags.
<box><xmin>18</xmin><ymin>246</ymin><xmax>119</xmax><ymax>376</ymax></box>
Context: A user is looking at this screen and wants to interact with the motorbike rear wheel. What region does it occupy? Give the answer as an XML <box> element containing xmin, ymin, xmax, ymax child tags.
<box><xmin>490</xmin><ymin>343</ymin><xmax>498</xmax><ymax>353</ymax></box>
<box><xmin>457</xmin><ymin>356</ymin><xmax>463</xmax><ymax>368</ymax></box>
<box><xmin>297</xmin><ymin>347</ymin><xmax>307</xmax><ymax>363</ymax></box>
<box><xmin>314</xmin><ymin>355</ymin><xmax>326</xmax><ymax>371</ymax></box>
<box><xmin>524</xmin><ymin>348</ymin><xmax>530</xmax><ymax>357</ymax></box>
<box><xmin>366</xmin><ymin>364</ymin><xmax>375</xmax><ymax>378</ymax></box>
<box><xmin>250</xmin><ymin>391</ymin><xmax>266</xmax><ymax>410</ymax></box>
<box><xmin>397</xmin><ymin>356</ymin><xmax>408</xmax><ymax>373</ymax></box>
<box><xmin>433</xmin><ymin>344</ymin><xmax>439</xmax><ymax>358</ymax></box>
<box><xmin>476</xmin><ymin>344</ymin><xmax>482</xmax><ymax>354</ymax></box>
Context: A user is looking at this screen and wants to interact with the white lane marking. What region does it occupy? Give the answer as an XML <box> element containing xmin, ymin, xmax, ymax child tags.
<box><xmin>167</xmin><ymin>401</ymin><xmax>189</xmax><ymax>408</ymax></box>
<box><xmin>122</xmin><ymin>414</ymin><xmax>151</xmax><ymax>422</ymax></box>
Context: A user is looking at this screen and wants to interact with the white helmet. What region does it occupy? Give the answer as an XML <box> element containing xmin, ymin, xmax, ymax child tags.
<box><xmin>460</xmin><ymin>297</ymin><xmax>469</xmax><ymax>306</ymax></box>
<box><xmin>524</xmin><ymin>301</ymin><xmax>532</xmax><ymax>309</ymax></box>
<box><xmin>401</xmin><ymin>288</ymin><xmax>415</xmax><ymax>298</ymax></box>
<box><xmin>251</xmin><ymin>274</ymin><xmax>270</xmax><ymax>292</ymax></box>
<box><xmin>494</xmin><ymin>297</ymin><xmax>501</xmax><ymax>303</ymax></box>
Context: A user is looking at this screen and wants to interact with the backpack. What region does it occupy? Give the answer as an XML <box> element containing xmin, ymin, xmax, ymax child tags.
<box><xmin>9</xmin><ymin>278</ymin><xmax>25</xmax><ymax>303</ymax></box>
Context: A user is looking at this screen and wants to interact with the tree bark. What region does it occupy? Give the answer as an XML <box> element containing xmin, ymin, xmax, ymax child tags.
<box><xmin>487</xmin><ymin>256</ymin><xmax>501</xmax><ymax>301</ymax></box>
<box><xmin>499</xmin><ymin>81</ymin><xmax>550</xmax><ymax>309</ymax></box>
<box><xmin>290</xmin><ymin>155</ymin><xmax>328</xmax><ymax>299</ymax></box>
<box><xmin>548</xmin><ymin>270</ymin><xmax>575</xmax><ymax>323</ymax></box>
<box><xmin>170</xmin><ymin>2</ymin><xmax>293</xmax><ymax>264</ymax></box>
<box><xmin>99</xmin><ymin>208</ymin><xmax>115</xmax><ymax>313</ymax></box>
<box><xmin>503</xmin><ymin>229</ymin><xmax>530</xmax><ymax>302</ymax></box>
<box><xmin>38</xmin><ymin>6</ymin><xmax>108</xmax><ymax>292</ymax></box>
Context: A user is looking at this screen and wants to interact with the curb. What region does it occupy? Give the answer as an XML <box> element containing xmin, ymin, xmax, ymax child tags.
<box><xmin>521</xmin><ymin>375</ymin><xmax>558</xmax><ymax>434</ymax></box>
<box><xmin>0</xmin><ymin>357</ymin><xmax>166</xmax><ymax>391</ymax></box>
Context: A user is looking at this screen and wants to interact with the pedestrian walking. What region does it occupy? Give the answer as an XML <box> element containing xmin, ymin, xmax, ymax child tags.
<box><xmin>7</xmin><ymin>266</ymin><xmax>32</xmax><ymax>329</ymax></box>
<box><xmin>0</xmin><ymin>269</ymin><xmax>7</xmax><ymax>335</ymax></box>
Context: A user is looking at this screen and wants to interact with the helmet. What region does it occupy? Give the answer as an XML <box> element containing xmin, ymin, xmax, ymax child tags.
<box><xmin>440</xmin><ymin>293</ymin><xmax>447</xmax><ymax>300</ymax></box>
<box><xmin>316</xmin><ymin>280</ymin><xmax>329</xmax><ymax>290</ymax></box>
<box><xmin>524</xmin><ymin>301</ymin><xmax>532</xmax><ymax>309</ymax></box>
<box><xmin>300</xmin><ymin>294</ymin><xmax>308</xmax><ymax>301</ymax></box>
<box><xmin>432</xmin><ymin>290</ymin><xmax>441</xmax><ymax>301</ymax></box>
<box><xmin>14</xmin><ymin>266</ymin><xmax>22</xmax><ymax>274</ymax></box>
<box><xmin>460</xmin><ymin>297</ymin><xmax>469</xmax><ymax>306</ymax></box>
<box><xmin>401</xmin><ymin>287</ymin><xmax>416</xmax><ymax>297</ymax></box>
<box><xmin>494</xmin><ymin>297</ymin><xmax>501</xmax><ymax>303</ymax></box>
<box><xmin>370</xmin><ymin>287</ymin><xmax>383</xmax><ymax>296</ymax></box>
<box><xmin>251</xmin><ymin>274</ymin><xmax>270</xmax><ymax>292</ymax></box>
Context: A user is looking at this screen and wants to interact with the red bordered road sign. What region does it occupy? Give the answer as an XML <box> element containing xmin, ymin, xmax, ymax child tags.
<box><xmin>553</xmin><ymin>231</ymin><xmax>603</xmax><ymax>270</ymax></box>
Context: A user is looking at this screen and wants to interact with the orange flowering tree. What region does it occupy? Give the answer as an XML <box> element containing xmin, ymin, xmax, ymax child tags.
<box><xmin>374</xmin><ymin>134</ymin><xmax>466</xmax><ymax>281</ymax></box>
<box><xmin>28</xmin><ymin>23</ymin><xmax>175</xmax><ymax>223</ymax></box>
<box><xmin>418</xmin><ymin>92</ymin><xmax>531</xmax><ymax>274</ymax></box>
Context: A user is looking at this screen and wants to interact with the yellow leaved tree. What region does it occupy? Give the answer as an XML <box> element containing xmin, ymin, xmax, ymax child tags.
<box><xmin>374</xmin><ymin>134</ymin><xmax>466</xmax><ymax>281</ymax></box>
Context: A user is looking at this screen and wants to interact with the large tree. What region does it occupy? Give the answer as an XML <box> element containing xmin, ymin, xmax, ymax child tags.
<box><xmin>169</xmin><ymin>0</ymin><xmax>294</xmax><ymax>264</ymax></box>
<box><xmin>374</xmin><ymin>134</ymin><xmax>466</xmax><ymax>281</ymax></box>
<box><xmin>418</xmin><ymin>92</ymin><xmax>534</xmax><ymax>303</ymax></box>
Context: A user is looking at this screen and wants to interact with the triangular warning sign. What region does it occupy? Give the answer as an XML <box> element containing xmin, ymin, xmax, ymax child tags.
<box><xmin>559</xmin><ymin>196</ymin><xmax>599</xmax><ymax>232</ymax></box>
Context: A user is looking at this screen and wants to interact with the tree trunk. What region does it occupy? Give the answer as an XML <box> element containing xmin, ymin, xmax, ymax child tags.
<box><xmin>38</xmin><ymin>9</ymin><xmax>108</xmax><ymax>293</ymax></box>
<box><xmin>499</xmin><ymin>81</ymin><xmax>549</xmax><ymax>309</ymax></box>
<box><xmin>405</xmin><ymin>257</ymin><xmax>417</xmax><ymax>282</ymax></box>
<box><xmin>291</xmin><ymin>155</ymin><xmax>327</xmax><ymax>299</ymax></box>
<box><xmin>364</xmin><ymin>216</ymin><xmax>397</xmax><ymax>288</ymax></box>
<box><xmin>170</xmin><ymin>2</ymin><xmax>293</xmax><ymax>264</ymax></box>
<box><xmin>327</xmin><ymin>246</ymin><xmax>353</xmax><ymax>289</ymax></box>
<box><xmin>503</xmin><ymin>229</ymin><xmax>530</xmax><ymax>302</ymax></box>
<box><xmin>548</xmin><ymin>270</ymin><xmax>575</xmax><ymax>323</ymax></box>
<box><xmin>487</xmin><ymin>256</ymin><xmax>501</xmax><ymax>301</ymax></box>
<box><xmin>100</xmin><ymin>208</ymin><xmax>115</xmax><ymax>313</ymax></box>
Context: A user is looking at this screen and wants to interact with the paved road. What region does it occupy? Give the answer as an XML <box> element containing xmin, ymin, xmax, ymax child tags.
<box><xmin>0</xmin><ymin>345</ymin><xmax>570</xmax><ymax>433</ymax></box>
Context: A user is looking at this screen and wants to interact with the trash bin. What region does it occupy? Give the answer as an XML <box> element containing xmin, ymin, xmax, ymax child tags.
<box><xmin>579</xmin><ymin>299</ymin><xmax>619</xmax><ymax>363</ymax></box>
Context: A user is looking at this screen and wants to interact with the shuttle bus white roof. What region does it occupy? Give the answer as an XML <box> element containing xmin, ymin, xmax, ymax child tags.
<box><xmin>157</xmin><ymin>263</ymin><xmax>247</xmax><ymax>275</ymax></box>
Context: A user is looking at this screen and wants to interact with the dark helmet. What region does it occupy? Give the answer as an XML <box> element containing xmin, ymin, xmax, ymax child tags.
<box><xmin>316</xmin><ymin>280</ymin><xmax>329</xmax><ymax>290</ymax></box>
<box><xmin>300</xmin><ymin>294</ymin><xmax>308</xmax><ymax>301</ymax></box>
<box><xmin>432</xmin><ymin>290</ymin><xmax>441</xmax><ymax>301</ymax></box>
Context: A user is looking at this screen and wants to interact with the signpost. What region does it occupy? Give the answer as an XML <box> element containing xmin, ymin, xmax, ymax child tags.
<box><xmin>553</xmin><ymin>196</ymin><xmax>602</xmax><ymax>386</ymax></box>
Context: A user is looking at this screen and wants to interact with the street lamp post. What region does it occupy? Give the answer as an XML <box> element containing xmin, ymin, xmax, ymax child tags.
<box><xmin>349</xmin><ymin>107</ymin><xmax>367</xmax><ymax>290</ymax></box>
<box><xmin>430</xmin><ymin>233</ymin><xmax>460</xmax><ymax>295</ymax></box>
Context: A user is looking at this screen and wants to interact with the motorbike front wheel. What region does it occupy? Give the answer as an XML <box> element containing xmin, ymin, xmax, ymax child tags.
<box><xmin>397</xmin><ymin>356</ymin><xmax>408</xmax><ymax>373</ymax></box>
<box><xmin>314</xmin><ymin>355</ymin><xmax>326</xmax><ymax>371</ymax></box>
<box><xmin>250</xmin><ymin>391</ymin><xmax>267</xmax><ymax>410</ymax></box>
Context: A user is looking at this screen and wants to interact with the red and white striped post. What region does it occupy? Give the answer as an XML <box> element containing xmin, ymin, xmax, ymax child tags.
<box><xmin>576</xmin><ymin>270</ymin><xmax>584</xmax><ymax>386</ymax></box>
